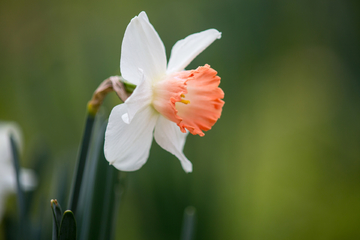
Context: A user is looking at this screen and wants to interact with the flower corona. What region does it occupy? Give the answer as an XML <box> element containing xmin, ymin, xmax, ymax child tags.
<box><xmin>152</xmin><ymin>64</ymin><xmax>224</xmax><ymax>137</ymax></box>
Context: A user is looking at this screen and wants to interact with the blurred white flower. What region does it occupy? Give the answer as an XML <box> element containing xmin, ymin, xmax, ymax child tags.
<box><xmin>104</xmin><ymin>11</ymin><xmax>224</xmax><ymax>173</ymax></box>
<box><xmin>0</xmin><ymin>122</ymin><xmax>37</xmax><ymax>220</ymax></box>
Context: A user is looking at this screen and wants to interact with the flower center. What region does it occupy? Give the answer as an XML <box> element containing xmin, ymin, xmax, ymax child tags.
<box><xmin>179</xmin><ymin>94</ymin><xmax>190</xmax><ymax>105</ymax></box>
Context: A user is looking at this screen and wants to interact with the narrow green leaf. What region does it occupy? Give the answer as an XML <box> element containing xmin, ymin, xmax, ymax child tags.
<box><xmin>59</xmin><ymin>210</ymin><xmax>77</xmax><ymax>240</ymax></box>
<box><xmin>75</xmin><ymin>113</ymin><xmax>106</xmax><ymax>237</ymax></box>
<box><xmin>51</xmin><ymin>199</ymin><xmax>63</xmax><ymax>240</ymax></box>
<box><xmin>98</xmin><ymin>165</ymin><xmax>119</xmax><ymax>240</ymax></box>
<box><xmin>68</xmin><ymin>113</ymin><xmax>95</xmax><ymax>215</ymax></box>
<box><xmin>78</xmin><ymin>120</ymin><xmax>123</xmax><ymax>240</ymax></box>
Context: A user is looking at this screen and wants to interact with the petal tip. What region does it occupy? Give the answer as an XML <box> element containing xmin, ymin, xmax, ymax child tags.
<box><xmin>207</xmin><ymin>28</ymin><xmax>222</xmax><ymax>39</ymax></box>
<box><xmin>184</xmin><ymin>164</ymin><xmax>193</xmax><ymax>173</ymax></box>
<box><xmin>131</xmin><ymin>11</ymin><xmax>149</xmax><ymax>24</ymax></box>
<box><xmin>138</xmin><ymin>11</ymin><xmax>148</xmax><ymax>19</ymax></box>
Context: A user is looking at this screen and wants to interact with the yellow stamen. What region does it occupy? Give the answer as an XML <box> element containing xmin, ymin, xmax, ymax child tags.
<box><xmin>180</xmin><ymin>99</ymin><xmax>190</xmax><ymax>104</ymax></box>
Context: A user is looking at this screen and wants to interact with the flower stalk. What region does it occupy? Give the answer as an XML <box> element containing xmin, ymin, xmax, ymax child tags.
<box><xmin>68</xmin><ymin>76</ymin><xmax>132</xmax><ymax>215</ymax></box>
<box><xmin>87</xmin><ymin>76</ymin><xmax>133</xmax><ymax>117</ymax></box>
<box><xmin>180</xmin><ymin>206</ymin><xmax>197</xmax><ymax>240</ymax></box>
<box><xmin>9</xmin><ymin>134</ymin><xmax>26</xmax><ymax>240</ymax></box>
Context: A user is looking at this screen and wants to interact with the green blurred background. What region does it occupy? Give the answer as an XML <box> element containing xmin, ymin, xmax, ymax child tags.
<box><xmin>1</xmin><ymin>0</ymin><xmax>360</xmax><ymax>239</ymax></box>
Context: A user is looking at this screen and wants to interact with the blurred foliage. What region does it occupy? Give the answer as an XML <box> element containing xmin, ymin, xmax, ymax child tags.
<box><xmin>0</xmin><ymin>0</ymin><xmax>360</xmax><ymax>239</ymax></box>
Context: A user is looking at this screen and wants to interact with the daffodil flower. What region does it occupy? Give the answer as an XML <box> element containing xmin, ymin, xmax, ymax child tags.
<box><xmin>104</xmin><ymin>11</ymin><xmax>224</xmax><ymax>173</ymax></box>
<box><xmin>0</xmin><ymin>122</ymin><xmax>37</xmax><ymax>221</ymax></box>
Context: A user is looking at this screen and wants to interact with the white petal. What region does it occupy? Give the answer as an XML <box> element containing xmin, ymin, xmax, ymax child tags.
<box><xmin>104</xmin><ymin>104</ymin><xmax>159</xmax><ymax>171</ymax></box>
<box><xmin>20</xmin><ymin>168</ymin><xmax>37</xmax><ymax>191</ymax></box>
<box><xmin>154</xmin><ymin>116</ymin><xmax>192</xmax><ymax>173</ymax></box>
<box><xmin>0</xmin><ymin>122</ymin><xmax>23</xmax><ymax>163</ymax></box>
<box><xmin>0</xmin><ymin>164</ymin><xmax>16</xmax><ymax>193</ymax></box>
<box><xmin>120</xmin><ymin>11</ymin><xmax>167</xmax><ymax>85</ymax></box>
<box><xmin>166</xmin><ymin>29</ymin><xmax>221</xmax><ymax>74</ymax></box>
<box><xmin>121</xmin><ymin>71</ymin><xmax>152</xmax><ymax>124</ymax></box>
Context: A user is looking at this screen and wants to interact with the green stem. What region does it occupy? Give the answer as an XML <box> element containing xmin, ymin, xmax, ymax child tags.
<box><xmin>180</xmin><ymin>206</ymin><xmax>196</xmax><ymax>240</ymax></box>
<box><xmin>98</xmin><ymin>166</ymin><xmax>118</xmax><ymax>239</ymax></box>
<box><xmin>68</xmin><ymin>113</ymin><xmax>95</xmax><ymax>215</ymax></box>
<box><xmin>120</xmin><ymin>78</ymin><xmax>136</xmax><ymax>93</ymax></box>
<box><xmin>9</xmin><ymin>135</ymin><xmax>26</xmax><ymax>239</ymax></box>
